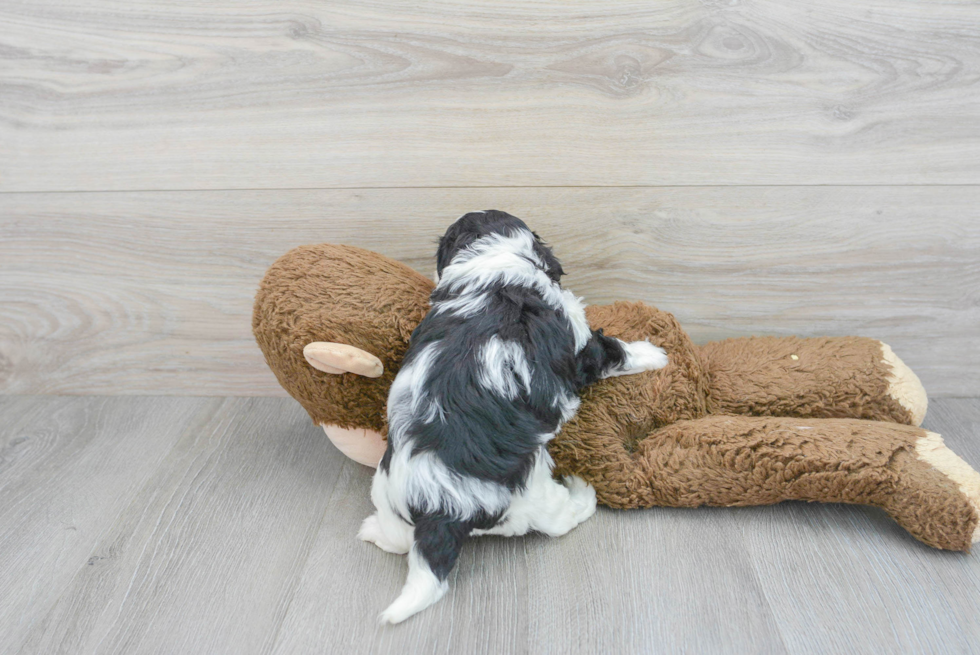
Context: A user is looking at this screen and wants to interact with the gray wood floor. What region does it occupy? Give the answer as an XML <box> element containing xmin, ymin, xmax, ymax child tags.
<box><xmin>2</xmin><ymin>395</ymin><xmax>978</xmax><ymax>655</ymax></box>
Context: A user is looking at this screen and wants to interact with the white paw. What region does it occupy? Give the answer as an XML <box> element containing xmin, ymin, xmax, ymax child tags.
<box><xmin>563</xmin><ymin>474</ymin><xmax>588</xmax><ymax>494</ymax></box>
<box><xmin>357</xmin><ymin>514</ymin><xmax>385</xmax><ymax>545</ymax></box>
<box><xmin>358</xmin><ymin>514</ymin><xmax>409</xmax><ymax>554</ymax></box>
<box><xmin>563</xmin><ymin>475</ymin><xmax>598</xmax><ymax>523</ymax></box>
<box><xmin>628</xmin><ymin>340</ymin><xmax>669</xmax><ymax>371</ymax></box>
<box><xmin>606</xmin><ymin>340</ymin><xmax>669</xmax><ymax>377</ymax></box>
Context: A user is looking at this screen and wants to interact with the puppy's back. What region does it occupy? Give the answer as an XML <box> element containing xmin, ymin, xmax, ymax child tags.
<box><xmin>385</xmin><ymin>284</ymin><xmax>578</xmax><ymax>490</ymax></box>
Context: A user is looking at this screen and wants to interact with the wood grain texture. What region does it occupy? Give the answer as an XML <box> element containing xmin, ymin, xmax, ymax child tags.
<box><xmin>272</xmin><ymin>472</ymin><xmax>789</xmax><ymax>655</ymax></box>
<box><xmin>2</xmin><ymin>0</ymin><xmax>979</xmax><ymax>191</ymax></box>
<box><xmin>0</xmin><ymin>396</ymin><xmax>215</xmax><ymax>655</ymax></box>
<box><xmin>2</xmin><ymin>186</ymin><xmax>978</xmax><ymax>396</ymax></box>
<box><xmin>18</xmin><ymin>397</ymin><xmax>344</xmax><ymax>655</ymax></box>
<box><xmin>4</xmin><ymin>396</ymin><xmax>978</xmax><ymax>654</ymax></box>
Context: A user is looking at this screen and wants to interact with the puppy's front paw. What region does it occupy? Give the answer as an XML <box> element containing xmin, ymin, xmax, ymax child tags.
<box><xmin>606</xmin><ymin>340</ymin><xmax>668</xmax><ymax>377</ymax></box>
<box><xmin>628</xmin><ymin>340</ymin><xmax>669</xmax><ymax>371</ymax></box>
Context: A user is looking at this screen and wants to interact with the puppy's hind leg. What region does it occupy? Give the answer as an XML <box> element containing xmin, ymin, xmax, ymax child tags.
<box><xmin>360</xmin><ymin>469</ymin><xmax>414</xmax><ymax>554</ymax></box>
<box><xmin>358</xmin><ymin>510</ymin><xmax>413</xmax><ymax>554</ymax></box>
<box><xmin>477</xmin><ymin>448</ymin><xmax>597</xmax><ymax>539</ymax></box>
<box><xmin>379</xmin><ymin>513</ymin><xmax>468</xmax><ymax>624</ymax></box>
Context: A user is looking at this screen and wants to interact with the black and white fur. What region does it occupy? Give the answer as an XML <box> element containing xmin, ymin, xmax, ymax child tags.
<box><xmin>359</xmin><ymin>211</ymin><xmax>668</xmax><ymax>624</ymax></box>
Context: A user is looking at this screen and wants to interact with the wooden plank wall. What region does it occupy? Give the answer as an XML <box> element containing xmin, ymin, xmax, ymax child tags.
<box><xmin>1</xmin><ymin>0</ymin><xmax>978</xmax><ymax>396</ymax></box>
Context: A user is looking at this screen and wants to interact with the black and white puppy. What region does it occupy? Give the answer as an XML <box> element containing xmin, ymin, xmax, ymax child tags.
<box><xmin>359</xmin><ymin>210</ymin><xmax>668</xmax><ymax>623</ymax></box>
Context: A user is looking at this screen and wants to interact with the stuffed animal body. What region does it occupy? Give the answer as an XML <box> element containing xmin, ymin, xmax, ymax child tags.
<box><xmin>253</xmin><ymin>243</ymin><xmax>980</xmax><ymax>552</ymax></box>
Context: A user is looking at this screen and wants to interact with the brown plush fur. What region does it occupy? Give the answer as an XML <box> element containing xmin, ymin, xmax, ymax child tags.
<box><xmin>253</xmin><ymin>244</ymin><xmax>979</xmax><ymax>552</ymax></box>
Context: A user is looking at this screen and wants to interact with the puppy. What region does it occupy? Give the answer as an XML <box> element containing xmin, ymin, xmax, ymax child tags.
<box><xmin>359</xmin><ymin>210</ymin><xmax>668</xmax><ymax>624</ymax></box>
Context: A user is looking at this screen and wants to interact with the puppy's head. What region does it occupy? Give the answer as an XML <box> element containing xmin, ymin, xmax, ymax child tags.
<box><xmin>436</xmin><ymin>210</ymin><xmax>565</xmax><ymax>283</ymax></box>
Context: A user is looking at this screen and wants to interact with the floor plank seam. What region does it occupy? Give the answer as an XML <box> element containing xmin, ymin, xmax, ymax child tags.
<box><xmin>3</xmin><ymin>183</ymin><xmax>980</xmax><ymax>195</ymax></box>
<box><xmin>265</xmin><ymin>457</ymin><xmax>359</xmax><ymax>655</ymax></box>
<box><xmin>733</xmin><ymin>517</ymin><xmax>793</xmax><ymax>655</ymax></box>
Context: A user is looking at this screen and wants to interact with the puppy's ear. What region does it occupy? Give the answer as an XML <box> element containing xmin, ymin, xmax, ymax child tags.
<box><xmin>531</xmin><ymin>231</ymin><xmax>565</xmax><ymax>283</ymax></box>
<box><xmin>436</xmin><ymin>215</ymin><xmax>481</xmax><ymax>278</ymax></box>
<box><xmin>435</xmin><ymin>230</ymin><xmax>458</xmax><ymax>278</ymax></box>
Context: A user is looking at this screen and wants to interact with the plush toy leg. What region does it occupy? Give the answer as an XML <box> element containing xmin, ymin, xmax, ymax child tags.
<box><xmin>552</xmin><ymin>415</ymin><xmax>979</xmax><ymax>551</ymax></box>
<box><xmin>908</xmin><ymin>432</ymin><xmax>980</xmax><ymax>548</ymax></box>
<box><xmin>699</xmin><ymin>336</ymin><xmax>927</xmax><ymax>426</ymax></box>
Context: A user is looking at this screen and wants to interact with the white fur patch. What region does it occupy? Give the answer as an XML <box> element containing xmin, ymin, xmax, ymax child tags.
<box><xmin>471</xmin><ymin>448</ymin><xmax>596</xmax><ymax>538</ymax></box>
<box><xmin>479</xmin><ymin>336</ymin><xmax>532</xmax><ymax>399</ymax></box>
<box><xmin>358</xmin><ymin>511</ymin><xmax>412</xmax><ymax>555</ymax></box>
<box><xmin>548</xmin><ymin>393</ymin><xmax>581</xmax><ymax>434</ymax></box>
<box><xmin>431</xmin><ymin>290</ymin><xmax>491</xmax><ymax>318</ymax></box>
<box><xmin>439</xmin><ymin>230</ymin><xmax>544</xmax><ymax>289</ymax></box>
<box><xmin>557</xmin><ymin>394</ymin><xmax>581</xmax><ymax>424</ymax></box>
<box><xmin>386</xmin><ymin>343</ymin><xmax>442</xmax><ymax>447</ymax></box>
<box><xmin>435</xmin><ymin>230</ymin><xmax>573</xmax><ymax>318</ymax></box>
<box><xmin>379</xmin><ymin>439</ymin><xmax>511</xmax><ymax>522</ymax></box>
<box><xmin>422</xmin><ymin>398</ymin><xmax>445</xmax><ymax>424</ymax></box>
<box><xmin>559</xmin><ymin>289</ymin><xmax>592</xmax><ymax>352</ymax></box>
<box><xmin>604</xmin><ymin>339</ymin><xmax>669</xmax><ymax>378</ymax></box>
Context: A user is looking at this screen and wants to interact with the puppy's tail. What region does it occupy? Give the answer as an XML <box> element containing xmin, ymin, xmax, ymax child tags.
<box><xmin>379</xmin><ymin>513</ymin><xmax>467</xmax><ymax>625</ymax></box>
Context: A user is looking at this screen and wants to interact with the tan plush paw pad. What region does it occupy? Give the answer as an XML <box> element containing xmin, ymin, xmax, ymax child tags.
<box><xmin>880</xmin><ymin>342</ymin><xmax>928</xmax><ymax>426</ymax></box>
<box><xmin>916</xmin><ymin>431</ymin><xmax>980</xmax><ymax>544</ymax></box>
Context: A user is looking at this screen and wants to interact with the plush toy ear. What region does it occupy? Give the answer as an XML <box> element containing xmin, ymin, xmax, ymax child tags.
<box><xmin>303</xmin><ymin>342</ymin><xmax>384</xmax><ymax>378</ymax></box>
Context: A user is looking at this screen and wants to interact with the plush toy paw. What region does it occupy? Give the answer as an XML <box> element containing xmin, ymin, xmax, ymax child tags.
<box><xmin>880</xmin><ymin>342</ymin><xmax>928</xmax><ymax>426</ymax></box>
<box><xmin>915</xmin><ymin>432</ymin><xmax>980</xmax><ymax>546</ymax></box>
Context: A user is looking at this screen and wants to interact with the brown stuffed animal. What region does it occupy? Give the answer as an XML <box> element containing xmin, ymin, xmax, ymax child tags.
<box><xmin>253</xmin><ymin>244</ymin><xmax>980</xmax><ymax>552</ymax></box>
